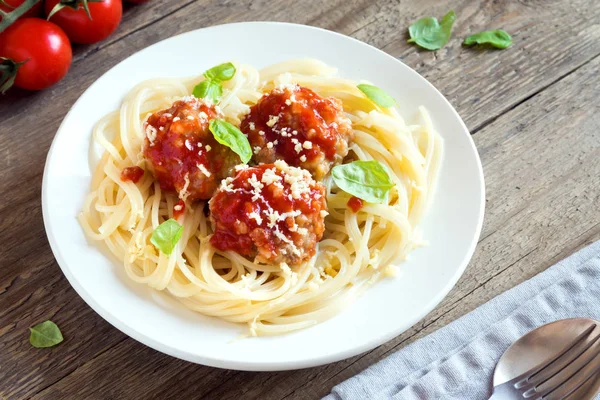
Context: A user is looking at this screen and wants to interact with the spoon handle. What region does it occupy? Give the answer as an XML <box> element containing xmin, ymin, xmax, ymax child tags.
<box><xmin>488</xmin><ymin>383</ymin><xmax>516</xmax><ymax>400</ymax></box>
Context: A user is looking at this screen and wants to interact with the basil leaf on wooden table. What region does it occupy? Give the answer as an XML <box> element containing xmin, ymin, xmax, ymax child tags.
<box><xmin>151</xmin><ymin>218</ymin><xmax>183</xmax><ymax>255</ymax></box>
<box><xmin>357</xmin><ymin>84</ymin><xmax>396</xmax><ymax>108</ymax></box>
<box><xmin>408</xmin><ymin>10</ymin><xmax>456</xmax><ymax>51</ymax></box>
<box><xmin>209</xmin><ymin>119</ymin><xmax>252</xmax><ymax>164</ymax></box>
<box><xmin>29</xmin><ymin>320</ymin><xmax>63</xmax><ymax>348</ymax></box>
<box><xmin>464</xmin><ymin>30</ymin><xmax>512</xmax><ymax>49</ymax></box>
<box><xmin>192</xmin><ymin>79</ymin><xmax>223</xmax><ymax>103</ymax></box>
<box><xmin>332</xmin><ymin>160</ymin><xmax>395</xmax><ymax>204</ymax></box>
<box><xmin>204</xmin><ymin>62</ymin><xmax>236</xmax><ymax>82</ymax></box>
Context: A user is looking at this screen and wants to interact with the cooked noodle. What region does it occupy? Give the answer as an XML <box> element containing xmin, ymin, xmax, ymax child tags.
<box><xmin>78</xmin><ymin>59</ymin><xmax>443</xmax><ymax>336</ymax></box>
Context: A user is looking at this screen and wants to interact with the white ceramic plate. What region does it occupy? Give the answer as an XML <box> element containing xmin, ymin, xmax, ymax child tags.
<box><xmin>42</xmin><ymin>22</ymin><xmax>484</xmax><ymax>371</ymax></box>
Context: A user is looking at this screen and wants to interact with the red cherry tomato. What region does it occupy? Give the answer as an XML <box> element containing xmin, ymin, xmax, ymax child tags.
<box><xmin>0</xmin><ymin>18</ymin><xmax>72</xmax><ymax>91</ymax></box>
<box><xmin>0</xmin><ymin>0</ymin><xmax>43</xmax><ymax>18</ymax></box>
<box><xmin>45</xmin><ymin>0</ymin><xmax>122</xmax><ymax>44</ymax></box>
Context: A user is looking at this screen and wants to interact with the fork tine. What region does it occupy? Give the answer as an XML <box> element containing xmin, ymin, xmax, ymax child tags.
<box><xmin>537</xmin><ymin>349</ymin><xmax>600</xmax><ymax>399</ymax></box>
<box><xmin>523</xmin><ymin>324</ymin><xmax>599</xmax><ymax>386</ymax></box>
<box><xmin>533</xmin><ymin>336</ymin><xmax>600</xmax><ymax>398</ymax></box>
<box><xmin>559</xmin><ymin>363</ymin><xmax>600</xmax><ymax>399</ymax></box>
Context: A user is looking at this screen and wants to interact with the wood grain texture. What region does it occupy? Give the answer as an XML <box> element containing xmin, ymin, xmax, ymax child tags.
<box><xmin>1</xmin><ymin>0</ymin><xmax>599</xmax><ymax>398</ymax></box>
<box><xmin>31</xmin><ymin>51</ymin><xmax>600</xmax><ymax>400</ymax></box>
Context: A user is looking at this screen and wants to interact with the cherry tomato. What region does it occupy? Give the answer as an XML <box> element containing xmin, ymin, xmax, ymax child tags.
<box><xmin>45</xmin><ymin>0</ymin><xmax>122</xmax><ymax>44</ymax></box>
<box><xmin>0</xmin><ymin>18</ymin><xmax>72</xmax><ymax>91</ymax></box>
<box><xmin>0</xmin><ymin>0</ymin><xmax>43</xmax><ymax>18</ymax></box>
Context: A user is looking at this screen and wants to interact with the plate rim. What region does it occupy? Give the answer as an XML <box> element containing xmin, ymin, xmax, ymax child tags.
<box><xmin>41</xmin><ymin>20</ymin><xmax>485</xmax><ymax>371</ymax></box>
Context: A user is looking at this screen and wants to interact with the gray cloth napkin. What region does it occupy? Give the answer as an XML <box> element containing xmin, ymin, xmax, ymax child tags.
<box><xmin>324</xmin><ymin>241</ymin><xmax>600</xmax><ymax>400</ymax></box>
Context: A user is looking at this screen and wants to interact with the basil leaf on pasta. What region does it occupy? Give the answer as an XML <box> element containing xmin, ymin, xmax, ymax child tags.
<box><xmin>192</xmin><ymin>79</ymin><xmax>223</xmax><ymax>103</ymax></box>
<box><xmin>464</xmin><ymin>30</ymin><xmax>512</xmax><ymax>49</ymax></box>
<box><xmin>332</xmin><ymin>160</ymin><xmax>395</xmax><ymax>203</ymax></box>
<box><xmin>408</xmin><ymin>10</ymin><xmax>456</xmax><ymax>51</ymax></box>
<box><xmin>29</xmin><ymin>320</ymin><xmax>63</xmax><ymax>348</ymax></box>
<box><xmin>357</xmin><ymin>84</ymin><xmax>396</xmax><ymax>108</ymax></box>
<box><xmin>209</xmin><ymin>119</ymin><xmax>252</xmax><ymax>164</ymax></box>
<box><xmin>204</xmin><ymin>62</ymin><xmax>236</xmax><ymax>82</ymax></box>
<box><xmin>151</xmin><ymin>219</ymin><xmax>183</xmax><ymax>255</ymax></box>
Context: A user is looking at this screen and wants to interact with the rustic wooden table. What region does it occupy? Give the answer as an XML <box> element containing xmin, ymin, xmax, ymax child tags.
<box><xmin>1</xmin><ymin>0</ymin><xmax>599</xmax><ymax>398</ymax></box>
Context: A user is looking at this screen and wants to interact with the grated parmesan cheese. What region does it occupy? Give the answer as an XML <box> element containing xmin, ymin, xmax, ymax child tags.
<box><xmin>261</xmin><ymin>168</ymin><xmax>282</xmax><ymax>185</ymax></box>
<box><xmin>248</xmin><ymin>173</ymin><xmax>264</xmax><ymax>192</ymax></box>
<box><xmin>197</xmin><ymin>163</ymin><xmax>211</xmax><ymax>177</ymax></box>
<box><xmin>248</xmin><ymin>211</ymin><xmax>263</xmax><ymax>225</ymax></box>
<box><xmin>179</xmin><ymin>173</ymin><xmax>191</xmax><ymax>200</ymax></box>
<box><xmin>146</xmin><ymin>125</ymin><xmax>158</xmax><ymax>145</ymax></box>
<box><xmin>266</xmin><ymin>115</ymin><xmax>279</xmax><ymax>127</ymax></box>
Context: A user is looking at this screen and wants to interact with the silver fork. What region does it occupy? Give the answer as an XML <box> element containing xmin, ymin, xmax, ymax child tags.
<box><xmin>490</xmin><ymin>321</ymin><xmax>600</xmax><ymax>399</ymax></box>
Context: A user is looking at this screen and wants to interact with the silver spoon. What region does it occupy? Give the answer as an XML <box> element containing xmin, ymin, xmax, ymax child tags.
<box><xmin>490</xmin><ymin>318</ymin><xmax>600</xmax><ymax>399</ymax></box>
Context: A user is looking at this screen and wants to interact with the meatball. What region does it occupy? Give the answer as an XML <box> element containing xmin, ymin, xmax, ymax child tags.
<box><xmin>143</xmin><ymin>97</ymin><xmax>240</xmax><ymax>201</ymax></box>
<box><xmin>209</xmin><ymin>160</ymin><xmax>328</xmax><ymax>266</ymax></box>
<box><xmin>240</xmin><ymin>84</ymin><xmax>353</xmax><ymax>181</ymax></box>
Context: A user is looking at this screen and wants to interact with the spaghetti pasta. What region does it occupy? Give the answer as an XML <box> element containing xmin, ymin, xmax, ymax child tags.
<box><xmin>78</xmin><ymin>59</ymin><xmax>443</xmax><ymax>336</ymax></box>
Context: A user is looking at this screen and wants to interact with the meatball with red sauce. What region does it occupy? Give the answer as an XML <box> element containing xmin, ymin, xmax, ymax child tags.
<box><xmin>209</xmin><ymin>160</ymin><xmax>328</xmax><ymax>266</ymax></box>
<box><xmin>143</xmin><ymin>97</ymin><xmax>239</xmax><ymax>201</ymax></box>
<box><xmin>240</xmin><ymin>84</ymin><xmax>353</xmax><ymax>181</ymax></box>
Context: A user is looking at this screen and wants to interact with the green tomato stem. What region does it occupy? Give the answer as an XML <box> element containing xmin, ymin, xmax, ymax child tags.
<box><xmin>0</xmin><ymin>0</ymin><xmax>40</xmax><ymax>33</ymax></box>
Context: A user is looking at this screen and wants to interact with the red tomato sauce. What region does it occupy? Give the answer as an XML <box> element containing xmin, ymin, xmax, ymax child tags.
<box><xmin>173</xmin><ymin>199</ymin><xmax>185</xmax><ymax>220</ymax></box>
<box><xmin>120</xmin><ymin>166</ymin><xmax>144</xmax><ymax>183</ymax></box>
<box><xmin>143</xmin><ymin>98</ymin><xmax>237</xmax><ymax>201</ymax></box>
<box><xmin>241</xmin><ymin>85</ymin><xmax>348</xmax><ymax>164</ymax></box>
<box><xmin>347</xmin><ymin>196</ymin><xmax>363</xmax><ymax>213</ymax></box>
<box><xmin>209</xmin><ymin>164</ymin><xmax>325</xmax><ymax>259</ymax></box>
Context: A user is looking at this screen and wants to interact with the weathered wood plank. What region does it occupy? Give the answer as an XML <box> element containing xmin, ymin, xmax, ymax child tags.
<box><xmin>30</xmin><ymin>32</ymin><xmax>600</xmax><ymax>400</ymax></box>
<box><xmin>0</xmin><ymin>1</ymin><xmax>369</xmax><ymax>398</ymax></box>
<box><xmin>1</xmin><ymin>0</ymin><xmax>600</xmax><ymax>398</ymax></box>
<box><xmin>356</xmin><ymin>0</ymin><xmax>600</xmax><ymax>130</ymax></box>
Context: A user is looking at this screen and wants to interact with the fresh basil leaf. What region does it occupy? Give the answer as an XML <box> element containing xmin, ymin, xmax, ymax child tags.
<box><xmin>29</xmin><ymin>320</ymin><xmax>63</xmax><ymax>348</ymax></box>
<box><xmin>357</xmin><ymin>84</ymin><xmax>396</xmax><ymax>108</ymax></box>
<box><xmin>332</xmin><ymin>160</ymin><xmax>395</xmax><ymax>204</ymax></box>
<box><xmin>204</xmin><ymin>62</ymin><xmax>236</xmax><ymax>82</ymax></box>
<box><xmin>192</xmin><ymin>80</ymin><xmax>223</xmax><ymax>103</ymax></box>
<box><xmin>209</xmin><ymin>119</ymin><xmax>252</xmax><ymax>164</ymax></box>
<box><xmin>407</xmin><ymin>10</ymin><xmax>456</xmax><ymax>51</ymax></box>
<box><xmin>151</xmin><ymin>218</ymin><xmax>183</xmax><ymax>255</ymax></box>
<box><xmin>464</xmin><ymin>29</ymin><xmax>512</xmax><ymax>49</ymax></box>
